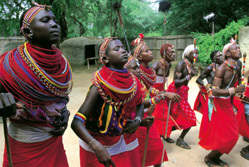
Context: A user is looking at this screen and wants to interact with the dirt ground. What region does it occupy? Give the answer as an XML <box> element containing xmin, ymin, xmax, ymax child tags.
<box><xmin>0</xmin><ymin>65</ymin><xmax>248</xmax><ymax>167</ymax></box>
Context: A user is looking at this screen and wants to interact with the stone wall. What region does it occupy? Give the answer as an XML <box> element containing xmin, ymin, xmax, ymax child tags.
<box><xmin>239</xmin><ymin>27</ymin><xmax>249</xmax><ymax>73</ymax></box>
<box><xmin>60</xmin><ymin>37</ymin><xmax>104</xmax><ymax>65</ymax></box>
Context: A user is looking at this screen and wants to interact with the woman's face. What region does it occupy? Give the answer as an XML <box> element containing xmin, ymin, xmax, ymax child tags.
<box><xmin>106</xmin><ymin>39</ymin><xmax>128</xmax><ymax>69</ymax></box>
<box><xmin>139</xmin><ymin>45</ymin><xmax>153</xmax><ymax>63</ymax></box>
<box><xmin>126</xmin><ymin>60</ymin><xmax>140</xmax><ymax>78</ymax></box>
<box><xmin>29</xmin><ymin>9</ymin><xmax>61</xmax><ymax>46</ymax></box>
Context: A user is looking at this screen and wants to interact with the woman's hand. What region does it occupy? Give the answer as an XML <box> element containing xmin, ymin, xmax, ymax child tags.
<box><xmin>140</xmin><ymin>116</ymin><xmax>154</xmax><ymax>127</ymax></box>
<box><xmin>50</xmin><ymin>108</ymin><xmax>70</xmax><ymax>136</ymax></box>
<box><xmin>91</xmin><ymin>140</ymin><xmax>116</xmax><ymax>167</ymax></box>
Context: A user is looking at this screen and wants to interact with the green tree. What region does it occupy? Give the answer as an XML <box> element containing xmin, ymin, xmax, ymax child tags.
<box><xmin>164</xmin><ymin>0</ymin><xmax>249</xmax><ymax>35</ymax></box>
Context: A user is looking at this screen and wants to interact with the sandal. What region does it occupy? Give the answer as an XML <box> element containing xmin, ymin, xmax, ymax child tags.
<box><xmin>176</xmin><ymin>138</ymin><xmax>191</xmax><ymax>149</ymax></box>
<box><xmin>204</xmin><ymin>157</ymin><xmax>220</xmax><ymax>167</ymax></box>
<box><xmin>243</xmin><ymin>137</ymin><xmax>249</xmax><ymax>143</ymax></box>
<box><xmin>240</xmin><ymin>146</ymin><xmax>249</xmax><ymax>160</ymax></box>
<box><xmin>165</xmin><ymin>137</ymin><xmax>175</xmax><ymax>143</ymax></box>
<box><xmin>214</xmin><ymin>158</ymin><xmax>229</xmax><ymax>167</ymax></box>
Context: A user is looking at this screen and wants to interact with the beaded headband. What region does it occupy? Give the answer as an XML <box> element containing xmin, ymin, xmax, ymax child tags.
<box><xmin>20</xmin><ymin>2</ymin><xmax>52</xmax><ymax>36</ymax></box>
<box><xmin>131</xmin><ymin>34</ymin><xmax>146</xmax><ymax>59</ymax></box>
<box><xmin>124</xmin><ymin>55</ymin><xmax>135</xmax><ymax>68</ymax></box>
<box><xmin>99</xmin><ymin>37</ymin><xmax>115</xmax><ymax>64</ymax></box>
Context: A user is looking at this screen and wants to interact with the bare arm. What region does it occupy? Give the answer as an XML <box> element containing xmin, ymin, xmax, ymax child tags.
<box><xmin>71</xmin><ymin>86</ymin><xmax>115</xmax><ymax>166</ymax></box>
<box><xmin>196</xmin><ymin>66</ymin><xmax>213</xmax><ymax>86</ymax></box>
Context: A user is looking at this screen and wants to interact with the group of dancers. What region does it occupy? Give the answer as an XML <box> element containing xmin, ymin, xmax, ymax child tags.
<box><xmin>0</xmin><ymin>2</ymin><xmax>248</xmax><ymax>167</ymax></box>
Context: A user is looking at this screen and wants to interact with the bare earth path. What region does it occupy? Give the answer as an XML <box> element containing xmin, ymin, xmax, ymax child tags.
<box><xmin>0</xmin><ymin>65</ymin><xmax>248</xmax><ymax>167</ymax></box>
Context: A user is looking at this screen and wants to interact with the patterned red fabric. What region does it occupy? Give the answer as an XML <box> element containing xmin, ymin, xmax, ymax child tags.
<box><xmin>234</xmin><ymin>98</ymin><xmax>249</xmax><ymax>139</ymax></box>
<box><xmin>167</xmin><ymin>82</ymin><xmax>197</xmax><ymax>129</ymax></box>
<box><xmin>3</xmin><ymin>136</ymin><xmax>68</xmax><ymax>167</ymax></box>
<box><xmin>152</xmin><ymin>82</ymin><xmax>173</xmax><ymax>137</ymax></box>
<box><xmin>199</xmin><ymin>97</ymin><xmax>239</xmax><ymax>154</ymax></box>
<box><xmin>136</xmin><ymin>125</ymin><xmax>168</xmax><ymax>166</ymax></box>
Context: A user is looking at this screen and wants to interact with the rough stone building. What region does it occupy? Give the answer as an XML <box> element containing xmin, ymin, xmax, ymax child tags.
<box><xmin>60</xmin><ymin>37</ymin><xmax>104</xmax><ymax>66</ymax></box>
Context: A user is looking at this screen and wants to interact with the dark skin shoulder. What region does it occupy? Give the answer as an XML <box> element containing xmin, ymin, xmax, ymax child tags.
<box><xmin>212</xmin><ymin>63</ymin><xmax>244</xmax><ymax>96</ymax></box>
<box><xmin>151</xmin><ymin>61</ymin><xmax>171</xmax><ymax>77</ymax></box>
<box><xmin>196</xmin><ymin>65</ymin><xmax>214</xmax><ymax>86</ymax></box>
<box><xmin>174</xmin><ymin>60</ymin><xmax>189</xmax><ymax>87</ymax></box>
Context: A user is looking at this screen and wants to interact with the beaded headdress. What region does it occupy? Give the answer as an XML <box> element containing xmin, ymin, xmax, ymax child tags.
<box><xmin>20</xmin><ymin>1</ymin><xmax>52</xmax><ymax>37</ymax></box>
<box><xmin>99</xmin><ymin>37</ymin><xmax>115</xmax><ymax>64</ymax></box>
<box><xmin>131</xmin><ymin>33</ymin><xmax>146</xmax><ymax>59</ymax></box>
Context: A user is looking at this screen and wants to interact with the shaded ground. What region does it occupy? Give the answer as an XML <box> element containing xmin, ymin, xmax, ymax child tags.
<box><xmin>0</xmin><ymin>65</ymin><xmax>248</xmax><ymax>167</ymax></box>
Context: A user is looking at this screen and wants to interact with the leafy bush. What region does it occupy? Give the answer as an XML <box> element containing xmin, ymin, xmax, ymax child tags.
<box><xmin>192</xmin><ymin>17</ymin><xmax>249</xmax><ymax>65</ymax></box>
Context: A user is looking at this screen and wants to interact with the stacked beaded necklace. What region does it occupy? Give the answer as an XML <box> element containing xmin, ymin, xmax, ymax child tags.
<box><xmin>18</xmin><ymin>42</ymin><xmax>73</xmax><ymax>96</ymax></box>
<box><xmin>140</xmin><ymin>65</ymin><xmax>156</xmax><ymax>88</ymax></box>
<box><xmin>93</xmin><ymin>67</ymin><xmax>138</xmax><ymax>106</ymax></box>
<box><xmin>225</xmin><ymin>60</ymin><xmax>237</xmax><ymax>75</ymax></box>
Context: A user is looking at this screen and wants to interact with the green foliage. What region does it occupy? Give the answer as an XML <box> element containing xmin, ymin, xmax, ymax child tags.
<box><xmin>165</xmin><ymin>0</ymin><xmax>249</xmax><ymax>35</ymax></box>
<box><xmin>192</xmin><ymin>17</ymin><xmax>249</xmax><ymax>65</ymax></box>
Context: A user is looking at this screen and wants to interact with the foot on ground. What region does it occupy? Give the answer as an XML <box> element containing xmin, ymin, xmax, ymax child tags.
<box><xmin>204</xmin><ymin>156</ymin><xmax>220</xmax><ymax>167</ymax></box>
<box><xmin>176</xmin><ymin>138</ymin><xmax>191</xmax><ymax>149</ymax></box>
<box><xmin>213</xmin><ymin>158</ymin><xmax>229</xmax><ymax>167</ymax></box>
<box><xmin>243</xmin><ymin>137</ymin><xmax>249</xmax><ymax>143</ymax></box>
<box><xmin>165</xmin><ymin>137</ymin><xmax>174</xmax><ymax>143</ymax></box>
<box><xmin>240</xmin><ymin>145</ymin><xmax>249</xmax><ymax>160</ymax></box>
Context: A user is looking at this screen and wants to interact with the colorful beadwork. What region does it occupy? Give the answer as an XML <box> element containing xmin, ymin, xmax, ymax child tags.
<box><xmin>74</xmin><ymin>112</ymin><xmax>87</xmax><ymax>124</ymax></box>
<box><xmin>93</xmin><ymin>71</ymin><xmax>138</xmax><ymax>106</ymax></box>
<box><xmin>242</xmin><ymin>53</ymin><xmax>246</xmax><ymax>84</ymax></box>
<box><xmin>99</xmin><ymin>37</ymin><xmax>114</xmax><ymax>64</ymax></box>
<box><xmin>18</xmin><ymin>43</ymin><xmax>73</xmax><ymax>97</ymax></box>
<box><xmin>224</xmin><ymin>60</ymin><xmax>236</xmax><ymax>75</ymax></box>
<box><xmin>140</xmin><ymin>65</ymin><xmax>156</xmax><ymax>88</ymax></box>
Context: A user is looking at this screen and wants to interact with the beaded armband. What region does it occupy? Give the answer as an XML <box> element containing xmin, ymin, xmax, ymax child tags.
<box><xmin>212</xmin><ymin>86</ymin><xmax>219</xmax><ymax>89</ymax></box>
<box><xmin>150</xmin><ymin>94</ymin><xmax>164</xmax><ymax>105</ymax></box>
<box><xmin>74</xmin><ymin>112</ymin><xmax>87</xmax><ymax>124</ymax></box>
<box><xmin>150</xmin><ymin>87</ymin><xmax>159</xmax><ymax>95</ymax></box>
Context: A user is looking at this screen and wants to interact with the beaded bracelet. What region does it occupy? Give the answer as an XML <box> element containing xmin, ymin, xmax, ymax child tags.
<box><xmin>74</xmin><ymin>112</ymin><xmax>87</xmax><ymax>124</ymax></box>
<box><xmin>150</xmin><ymin>94</ymin><xmax>164</xmax><ymax>105</ymax></box>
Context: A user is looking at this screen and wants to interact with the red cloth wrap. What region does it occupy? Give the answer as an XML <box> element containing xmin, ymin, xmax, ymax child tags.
<box><xmin>193</xmin><ymin>86</ymin><xmax>209</xmax><ymax>139</ymax></box>
<box><xmin>168</xmin><ymin>82</ymin><xmax>197</xmax><ymax>129</ymax></box>
<box><xmin>152</xmin><ymin>82</ymin><xmax>173</xmax><ymax>137</ymax></box>
<box><xmin>0</xmin><ymin>43</ymin><xmax>72</xmax><ymax>107</ymax></box>
<box><xmin>3</xmin><ymin>136</ymin><xmax>68</xmax><ymax>167</ymax></box>
<box><xmin>234</xmin><ymin>98</ymin><xmax>249</xmax><ymax>139</ymax></box>
<box><xmin>136</xmin><ymin>125</ymin><xmax>168</xmax><ymax>166</ymax></box>
<box><xmin>80</xmin><ymin>134</ymin><xmax>132</xmax><ymax>167</ymax></box>
<box><xmin>193</xmin><ymin>86</ymin><xmax>208</xmax><ymax>114</ymax></box>
<box><xmin>199</xmin><ymin>97</ymin><xmax>239</xmax><ymax>154</ymax></box>
<box><xmin>124</xmin><ymin>133</ymin><xmax>141</xmax><ymax>167</ymax></box>
<box><xmin>245</xmin><ymin>83</ymin><xmax>249</xmax><ymax>97</ymax></box>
